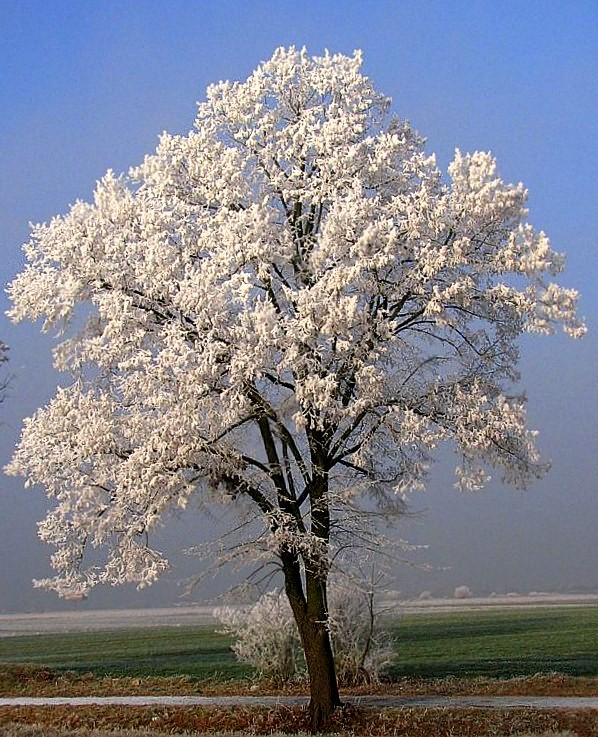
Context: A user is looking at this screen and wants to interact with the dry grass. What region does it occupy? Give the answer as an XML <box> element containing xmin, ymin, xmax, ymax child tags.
<box><xmin>1</xmin><ymin>667</ymin><xmax>596</xmax><ymax>735</ymax></box>
<box><xmin>0</xmin><ymin>704</ymin><xmax>596</xmax><ymax>736</ymax></box>
<box><xmin>0</xmin><ymin>726</ymin><xmax>584</xmax><ymax>737</ymax></box>
<box><xmin>1</xmin><ymin>664</ymin><xmax>597</xmax><ymax>698</ymax></box>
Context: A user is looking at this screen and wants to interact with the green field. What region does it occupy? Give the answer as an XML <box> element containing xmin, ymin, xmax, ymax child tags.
<box><xmin>386</xmin><ymin>606</ymin><xmax>598</xmax><ymax>679</ymax></box>
<box><xmin>0</xmin><ymin>624</ymin><xmax>250</xmax><ymax>680</ymax></box>
<box><xmin>1</xmin><ymin>606</ymin><xmax>597</xmax><ymax>681</ymax></box>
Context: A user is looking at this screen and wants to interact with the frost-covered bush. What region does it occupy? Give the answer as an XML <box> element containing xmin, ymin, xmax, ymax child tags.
<box><xmin>214</xmin><ymin>590</ymin><xmax>302</xmax><ymax>683</ymax></box>
<box><xmin>454</xmin><ymin>585</ymin><xmax>474</xmax><ymax>599</ymax></box>
<box><xmin>215</xmin><ymin>583</ymin><xmax>395</xmax><ymax>685</ymax></box>
<box><xmin>327</xmin><ymin>584</ymin><xmax>395</xmax><ymax>685</ymax></box>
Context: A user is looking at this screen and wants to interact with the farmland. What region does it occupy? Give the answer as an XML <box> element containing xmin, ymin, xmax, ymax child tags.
<box><xmin>1</xmin><ymin>599</ymin><xmax>597</xmax><ymax>681</ymax></box>
<box><xmin>0</xmin><ymin>599</ymin><xmax>597</xmax><ymax>736</ymax></box>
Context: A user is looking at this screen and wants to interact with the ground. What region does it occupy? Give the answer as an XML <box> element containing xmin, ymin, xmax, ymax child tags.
<box><xmin>1</xmin><ymin>595</ymin><xmax>596</xmax><ymax>736</ymax></box>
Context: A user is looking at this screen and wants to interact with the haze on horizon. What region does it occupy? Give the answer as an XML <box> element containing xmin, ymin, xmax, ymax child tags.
<box><xmin>0</xmin><ymin>1</ymin><xmax>596</xmax><ymax>614</ymax></box>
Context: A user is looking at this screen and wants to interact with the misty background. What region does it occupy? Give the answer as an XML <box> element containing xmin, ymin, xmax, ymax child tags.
<box><xmin>1</xmin><ymin>1</ymin><xmax>596</xmax><ymax>613</ymax></box>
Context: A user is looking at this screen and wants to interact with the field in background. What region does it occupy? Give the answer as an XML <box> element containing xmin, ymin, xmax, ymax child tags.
<box><xmin>1</xmin><ymin>603</ymin><xmax>597</xmax><ymax>682</ymax></box>
<box><xmin>387</xmin><ymin>606</ymin><xmax>598</xmax><ymax>679</ymax></box>
<box><xmin>0</xmin><ymin>624</ymin><xmax>248</xmax><ymax>680</ymax></box>
<box><xmin>2</xmin><ymin>594</ymin><xmax>598</xmax><ymax>636</ymax></box>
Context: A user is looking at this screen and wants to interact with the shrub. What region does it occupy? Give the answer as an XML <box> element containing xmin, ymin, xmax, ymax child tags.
<box><xmin>327</xmin><ymin>583</ymin><xmax>396</xmax><ymax>685</ymax></box>
<box><xmin>214</xmin><ymin>583</ymin><xmax>395</xmax><ymax>685</ymax></box>
<box><xmin>214</xmin><ymin>590</ymin><xmax>302</xmax><ymax>684</ymax></box>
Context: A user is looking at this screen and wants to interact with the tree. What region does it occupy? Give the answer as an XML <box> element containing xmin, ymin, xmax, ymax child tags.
<box><xmin>0</xmin><ymin>341</ymin><xmax>9</xmax><ymax>405</ymax></box>
<box><xmin>6</xmin><ymin>47</ymin><xmax>585</xmax><ymax>729</ymax></box>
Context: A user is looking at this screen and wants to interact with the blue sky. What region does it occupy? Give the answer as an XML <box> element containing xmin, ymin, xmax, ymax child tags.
<box><xmin>1</xmin><ymin>1</ymin><xmax>596</xmax><ymax>611</ymax></box>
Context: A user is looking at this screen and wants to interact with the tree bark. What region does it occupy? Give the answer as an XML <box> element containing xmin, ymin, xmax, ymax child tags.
<box><xmin>282</xmin><ymin>552</ymin><xmax>341</xmax><ymax>732</ymax></box>
<box><xmin>299</xmin><ymin>609</ymin><xmax>342</xmax><ymax>731</ymax></box>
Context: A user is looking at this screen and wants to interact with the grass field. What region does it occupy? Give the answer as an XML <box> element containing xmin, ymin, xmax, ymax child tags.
<box><xmin>1</xmin><ymin>605</ymin><xmax>596</xmax><ymax>682</ymax></box>
<box><xmin>0</xmin><ymin>624</ymin><xmax>249</xmax><ymax>680</ymax></box>
<box><xmin>386</xmin><ymin>606</ymin><xmax>598</xmax><ymax>679</ymax></box>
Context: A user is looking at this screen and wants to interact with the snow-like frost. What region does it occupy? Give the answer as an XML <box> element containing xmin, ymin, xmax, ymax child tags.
<box><xmin>5</xmin><ymin>47</ymin><xmax>585</xmax><ymax>599</ymax></box>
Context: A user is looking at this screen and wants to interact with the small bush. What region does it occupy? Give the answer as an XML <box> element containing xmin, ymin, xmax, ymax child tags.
<box><xmin>327</xmin><ymin>583</ymin><xmax>395</xmax><ymax>685</ymax></box>
<box><xmin>214</xmin><ymin>590</ymin><xmax>302</xmax><ymax>684</ymax></box>
<box><xmin>214</xmin><ymin>583</ymin><xmax>395</xmax><ymax>685</ymax></box>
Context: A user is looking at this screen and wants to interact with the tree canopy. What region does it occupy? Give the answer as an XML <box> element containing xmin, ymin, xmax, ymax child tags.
<box><xmin>7</xmin><ymin>47</ymin><xmax>585</xmax><ymax>727</ymax></box>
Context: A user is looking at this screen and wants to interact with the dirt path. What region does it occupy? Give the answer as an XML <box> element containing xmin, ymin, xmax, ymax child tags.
<box><xmin>0</xmin><ymin>695</ymin><xmax>597</xmax><ymax>709</ymax></box>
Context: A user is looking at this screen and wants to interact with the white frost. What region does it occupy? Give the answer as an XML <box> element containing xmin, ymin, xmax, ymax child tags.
<box><xmin>6</xmin><ymin>46</ymin><xmax>585</xmax><ymax>597</ymax></box>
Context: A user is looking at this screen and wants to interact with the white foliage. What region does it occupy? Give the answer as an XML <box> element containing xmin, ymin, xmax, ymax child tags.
<box><xmin>214</xmin><ymin>590</ymin><xmax>301</xmax><ymax>683</ymax></box>
<box><xmin>327</xmin><ymin>583</ymin><xmax>396</xmax><ymax>685</ymax></box>
<box><xmin>5</xmin><ymin>46</ymin><xmax>585</xmax><ymax>597</ymax></box>
<box><xmin>214</xmin><ymin>583</ymin><xmax>395</xmax><ymax>684</ymax></box>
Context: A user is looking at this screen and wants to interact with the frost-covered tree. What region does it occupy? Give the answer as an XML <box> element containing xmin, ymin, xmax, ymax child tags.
<box><xmin>6</xmin><ymin>47</ymin><xmax>585</xmax><ymax>728</ymax></box>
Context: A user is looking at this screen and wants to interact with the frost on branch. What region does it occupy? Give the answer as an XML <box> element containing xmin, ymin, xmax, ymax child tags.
<box><xmin>6</xmin><ymin>46</ymin><xmax>585</xmax><ymax>599</ymax></box>
<box><xmin>0</xmin><ymin>341</ymin><xmax>9</xmax><ymax>405</ymax></box>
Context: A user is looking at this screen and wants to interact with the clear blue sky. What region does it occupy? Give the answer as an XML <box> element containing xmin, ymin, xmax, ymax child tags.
<box><xmin>1</xmin><ymin>0</ymin><xmax>596</xmax><ymax>611</ymax></box>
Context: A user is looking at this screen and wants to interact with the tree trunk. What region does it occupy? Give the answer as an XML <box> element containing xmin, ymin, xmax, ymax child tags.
<box><xmin>281</xmin><ymin>551</ymin><xmax>341</xmax><ymax>732</ymax></box>
<box><xmin>299</xmin><ymin>612</ymin><xmax>342</xmax><ymax>731</ymax></box>
<box><xmin>278</xmin><ymin>425</ymin><xmax>340</xmax><ymax>732</ymax></box>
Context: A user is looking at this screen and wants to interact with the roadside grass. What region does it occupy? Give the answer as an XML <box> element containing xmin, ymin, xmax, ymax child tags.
<box><xmin>0</xmin><ymin>730</ymin><xmax>583</xmax><ymax>737</ymax></box>
<box><xmin>0</xmin><ymin>704</ymin><xmax>596</xmax><ymax>737</ymax></box>
<box><xmin>0</xmin><ymin>725</ymin><xmax>585</xmax><ymax>737</ymax></box>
